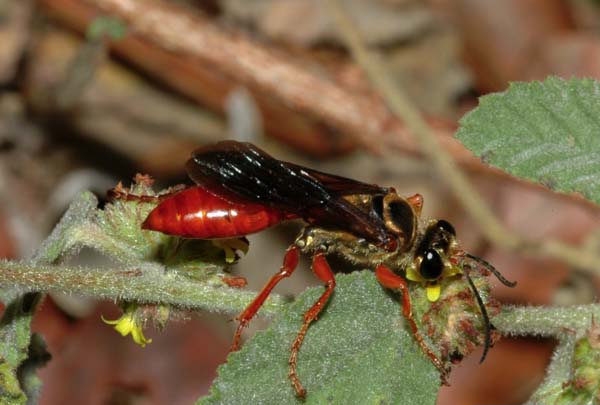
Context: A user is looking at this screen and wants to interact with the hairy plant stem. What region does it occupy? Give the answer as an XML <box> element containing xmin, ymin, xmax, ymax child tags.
<box><xmin>495</xmin><ymin>304</ymin><xmax>600</xmax><ymax>338</ymax></box>
<box><xmin>0</xmin><ymin>260</ymin><xmax>287</xmax><ymax>316</ymax></box>
<box><xmin>3</xmin><ymin>254</ymin><xmax>597</xmax><ymax>340</ymax></box>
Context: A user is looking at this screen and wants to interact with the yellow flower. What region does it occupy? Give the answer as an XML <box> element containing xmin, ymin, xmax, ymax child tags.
<box><xmin>406</xmin><ymin>262</ymin><xmax>462</xmax><ymax>302</ymax></box>
<box><xmin>212</xmin><ymin>237</ymin><xmax>249</xmax><ymax>263</ymax></box>
<box><xmin>102</xmin><ymin>304</ymin><xmax>152</xmax><ymax>347</ymax></box>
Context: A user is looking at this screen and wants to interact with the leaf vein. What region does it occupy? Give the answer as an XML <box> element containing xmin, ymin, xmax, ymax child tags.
<box><xmin>535</xmin><ymin>152</ymin><xmax>600</xmax><ymax>177</ymax></box>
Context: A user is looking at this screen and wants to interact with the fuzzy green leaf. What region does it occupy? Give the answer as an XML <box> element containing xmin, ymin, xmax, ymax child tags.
<box><xmin>91</xmin><ymin>186</ymin><xmax>162</xmax><ymax>261</ymax></box>
<box><xmin>200</xmin><ymin>271</ymin><xmax>439</xmax><ymax>405</ymax></box>
<box><xmin>0</xmin><ymin>192</ymin><xmax>95</xmax><ymax>403</ymax></box>
<box><xmin>0</xmin><ymin>296</ymin><xmax>52</xmax><ymax>405</ymax></box>
<box><xmin>456</xmin><ymin>77</ymin><xmax>600</xmax><ymax>204</ymax></box>
<box><xmin>495</xmin><ymin>305</ymin><xmax>600</xmax><ymax>404</ymax></box>
<box><xmin>32</xmin><ymin>190</ymin><xmax>98</xmax><ymax>265</ymax></box>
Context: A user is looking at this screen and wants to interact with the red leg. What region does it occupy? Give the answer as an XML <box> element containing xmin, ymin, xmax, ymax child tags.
<box><xmin>289</xmin><ymin>252</ymin><xmax>336</xmax><ymax>398</ymax></box>
<box><xmin>230</xmin><ymin>245</ymin><xmax>300</xmax><ymax>351</ymax></box>
<box><xmin>375</xmin><ymin>264</ymin><xmax>449</xmax><ymax>385</ymax></box>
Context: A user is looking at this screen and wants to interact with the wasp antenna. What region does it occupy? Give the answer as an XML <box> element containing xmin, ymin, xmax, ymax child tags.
<box><xmin>464</xmin><ymin>253</ymin><xmax>516</xmax><ymax>287</ymax></box>
<box><xmin>463</xmin><ymin>268</ymin><xmax>491</xmax><ymax>364</ymax></box>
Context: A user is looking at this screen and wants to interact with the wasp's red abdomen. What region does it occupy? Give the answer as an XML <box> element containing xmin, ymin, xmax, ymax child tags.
<box><xmin>142</xmin><ymin>186</ymin><xmax>289</xmax><ymax>239</ymax></box>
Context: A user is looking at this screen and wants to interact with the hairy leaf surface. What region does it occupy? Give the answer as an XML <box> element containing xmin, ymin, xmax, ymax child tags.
<box><xmin>457</xmin><ymin>77</ymin><xmax>600</xmax><ymax>204</ymax></box>
<box><xmin>201</xmin><ymin>272</ymin><xmax>439</xmax><ymax>405</ymax></box>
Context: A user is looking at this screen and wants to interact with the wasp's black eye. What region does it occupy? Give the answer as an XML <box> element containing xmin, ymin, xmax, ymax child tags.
<box><xmin>436</xmin><ymin>220</ymin><xmax>456</xmax><ymax>236</ymax></box>
<box><xmin>420</xmin><ymin>249</ymin><xmax>443</xmax><ymax>280</ymax></box>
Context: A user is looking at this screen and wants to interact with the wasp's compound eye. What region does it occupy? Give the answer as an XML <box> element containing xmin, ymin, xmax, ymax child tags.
<box><xmin>419</xmin><ymin>249</ymin><xmax>444</xmax><ymax>280</ymax></box>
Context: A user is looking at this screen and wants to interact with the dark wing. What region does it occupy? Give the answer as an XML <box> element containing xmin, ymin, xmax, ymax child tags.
<box><xmin>185</xmin><ymin>141</ymin><xmax>392</xmax><ymax>247</ymax></box>
<box><xmin>282</xmin><ymin>162</ymin><xmax>391</xmax><ymax>196</ymax></box>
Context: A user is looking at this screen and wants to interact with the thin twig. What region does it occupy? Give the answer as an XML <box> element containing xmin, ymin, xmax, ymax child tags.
<box><xmin>326</xmin><ymin>0</ymin><xmax>600</xmax><ymax>274</ymax></box>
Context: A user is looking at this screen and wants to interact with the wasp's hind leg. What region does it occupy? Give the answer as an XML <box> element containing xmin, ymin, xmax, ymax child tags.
<box><xmin>288</xmin><ymin>252</ymin><xmax>336</xmax><ymax>398</ymax></box>
<box><xmin>230</xmin><ymin>245</ymin><xmax>300</xmax><ymax>351</ymax></box>
<box><xmin>375</xmin><ymin>264</ymin><xmax>449</xmax><ymax>385</ymax></box>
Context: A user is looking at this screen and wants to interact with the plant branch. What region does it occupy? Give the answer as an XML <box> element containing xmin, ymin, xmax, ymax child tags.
<box><xmin>0</xmin><ymin>260</ymin><xmax>287</xmax><ymax>316</ymax></box>
<box><xmin>527</xmin><ymin>335</ymin><xmax>577</xmax><ymax>404</ymax></box>
<box><xmin>492</xmin><ymin>304</ymin><xmax>597</xmax><ymax>403</ymax></box>
<box><xmin>493</xmin><ymin>304</ymin><xmax>600</xmax><ymax>338</ymax></box>
<box><xmin>326</xmin><ymin>0</ymin><xmax>600</xmax><ymax>275</ymax></box>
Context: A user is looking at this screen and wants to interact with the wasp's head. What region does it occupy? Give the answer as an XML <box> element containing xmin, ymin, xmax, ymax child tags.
<box><xmin>405</xmin><ymin>217</ymin><xmax>516</xmax><ymax>365</ymax></box>
<box><xmin>406</xmin><ymin>219</ymin><xmax>461</xmax><ymax>301</ymax></box>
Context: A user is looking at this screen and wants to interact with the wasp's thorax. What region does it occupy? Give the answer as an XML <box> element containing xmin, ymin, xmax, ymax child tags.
<box><xmin>341</xmin><ymin>192</ymin><xmax>417</xmax><ymax>252</ymax></box>
<box><xmin>296</xmin><ymin>192</ymin><xmax>461</xmax><ymax>288</ymax></box>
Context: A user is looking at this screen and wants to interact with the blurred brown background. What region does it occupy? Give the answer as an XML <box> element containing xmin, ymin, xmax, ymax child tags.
<box><xmin>1</xmin><ymin>0</ymin><xmax>600</xmax><ymax>404</ymax></box>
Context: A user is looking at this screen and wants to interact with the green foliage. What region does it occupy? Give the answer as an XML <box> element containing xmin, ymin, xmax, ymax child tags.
<box><xmin>554</xmin><ymin>330</ymin><xmax>600</xmax><ymax>405</ymax></box>
<box><xmin>201</xmin><ymin>272</ymin><xmax>440</xmax><ymax>405</ymax></box>
<box><xmin>4</xmin><ymin>72</ymin><xmax>600</xmax><ymax>405</ymax></box>
<box><xmin>457</xmin><ymin>77</ymin><xmax>600</xmax><ymax>402</ymax></box>
<box><xmin>0</xmin><ymin>296</ymin><xmax>44</xmax><ymax>405</ymax></box>
<box><xmin>496</xmin><ymin>305</ymin><xmax>600</xmax><ymax>404</ymax></box>
<box><xmin>0</xmin><ymin>190</ymin><xmax>95</xmax><ymax>404</ymax></box>
<box><xmin>0</xmin><ymin>185</ymin><xmax>282</xmax><ymax>403</ymax></box>
<box><xmin>31</xmin><ymin>190</ymin><xmax>98</xmax><ymax>265</ymax></box>
<box><xmin>78</xmin><ymin>186</ymin><xmax>164</xmax><ymax>263</ymax></box>
<box><xmin>457</xmin><ymin>77</ymin><xmax>600</xmax><ymax>204</ymax></box>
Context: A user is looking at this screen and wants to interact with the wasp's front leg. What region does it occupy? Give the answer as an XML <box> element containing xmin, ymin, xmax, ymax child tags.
<box><xmin>375</xmin><ymin>263</ymin><xmax>449</xmax><ymax>385</ymax></box>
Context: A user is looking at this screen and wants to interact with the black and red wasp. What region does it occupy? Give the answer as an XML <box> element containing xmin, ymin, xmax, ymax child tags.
<box><xmin>112</xmin><ymin>140</ymin><xmax>515</xmax><ymax>397</ymax></box>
